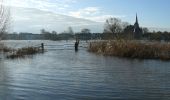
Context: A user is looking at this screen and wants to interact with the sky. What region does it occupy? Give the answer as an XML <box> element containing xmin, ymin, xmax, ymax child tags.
<box><xmin>4</xmin><ymin>0</ymin><xmax>170</xmax><ymax>33</ymax></box>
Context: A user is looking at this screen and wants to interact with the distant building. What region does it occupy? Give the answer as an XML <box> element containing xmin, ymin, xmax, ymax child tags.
<box><xmin>133</xmin><ymin>14</ymin><xmax>143</xmax><ymax>39</ymax></box>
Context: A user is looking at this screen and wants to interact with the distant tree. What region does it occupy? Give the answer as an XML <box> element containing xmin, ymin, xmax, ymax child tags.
<box><xmin>68</xmin><ymin>27</ymin><xmax>74</xmax><ymax>34</ymax></box>
<box><xmin>142</xmin><ymin>27</ymin><xmax>149</xmax><ymax>34</ymax></box>
<box><xmin>122</xmin><ymin>22</ymin><xmax>130</xmax><ymax>29</ymax></box>
<box><xmin>40</xmin><ymin>29</ymin><xmax>46</xmax><ymax>34</ymax></box>
<box><xmin>123</xmin><ymin>25</ymin><xmax>134</xmax><ymax>39</ymax></box>
<box><xmin>40</xmin><ymin>29</ymin><xmax>51</xmax><ymax>34</ymax></box>
<box><xmin>162</xmin><ymin>31</ymin><xmax>170</xmax><ymax>41</ymax></box>
<box><xmin>50</xmin><ymin>31</ymin><xmax>58</xmax><ymax>40</ymax></box>
<box><xmin>40</xmin><ymin>29</ymin><xmax>51</xmax><ymax>40</ymax></box>
<box><xmin>124</xmin><ymin>25</ymin><xmax>134</xmax><ymax>33</ymax></box>
<box><xmin>163</xmin><ymin>31</ymin><xmax>168</xmax><ymax>34</ymax></box>
<box><xmin>0</xmin><ymin>0</ymin><xmax>10</xmax><ymax>40</ymax></box>
<box><xmin>104</xmin><ymin>18</ymin><xmax>122</xmax><ymax>34</ymax></box>
<box><xmin>52</xmin><ymin>31</ymin><xmax>57</xmax><ymax>34</ymax></box>
<box><xmin>104</xmin><ymin>18</ymin><xmax>128</xmax><ymax>39</ymax></box>
<box><xmin>78</xmin><ymin>28</ymin><xmax>91</xmax><ymax>40</ymax></box>
<box><xmin>148</xmin><ymin>31</ymin><xmax>162</xmax><ymax>41</ymax></box>
<box><xmin>81</xmin><ymin>28</ymin><xmax>91</xmax><ymax>34</ymax></box>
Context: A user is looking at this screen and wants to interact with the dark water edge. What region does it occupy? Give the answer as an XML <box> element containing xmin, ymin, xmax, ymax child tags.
<box><xmin>0</xmin><ymin>40</ymin><xmax>170</xmax><ymax>100</ymax></box>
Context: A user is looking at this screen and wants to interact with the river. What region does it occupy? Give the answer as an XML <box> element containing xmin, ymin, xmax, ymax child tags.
<box><xmin>0</xmin><ymin>40</ymin><xmax>170</xmax><ymax>100</ymax></box>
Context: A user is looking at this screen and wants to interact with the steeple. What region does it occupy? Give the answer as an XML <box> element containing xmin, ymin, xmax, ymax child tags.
<box><xmin>135</xmin><ymin>13</ymin><xmax>138</xmax><ymax>24</ymax></box>
<box><xmin>134</xmin><ymin>13</ymin><xmax>139</xmax><ymax>28</ymax></box>
<box><xmin>133</xmin><ymin>13</ymin><xmax>142</xmax><ymax>39</ymax></box>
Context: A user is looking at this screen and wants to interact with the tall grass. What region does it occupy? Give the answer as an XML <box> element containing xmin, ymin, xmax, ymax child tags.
<box><xmin>0</xmin><ymin>43</ymin><xmax>13</xmax><ymax>52</ymax></box>
<box><xmin>88</xmin><ymin>40</ymin><xmax>170</xmax><ymax>60</ymax></box>
<box><xmin>0</xmin><ymin>41</ymin><xmax>44</xmax><ymax>59</ymax></box>
<box><xmin>6</xmin><ymin>47</ymin><xmax>43</xmax><ymax>59</ymax></box>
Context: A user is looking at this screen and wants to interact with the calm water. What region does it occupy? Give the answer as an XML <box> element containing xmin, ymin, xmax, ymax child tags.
<box><xmin>0</xmin><ymin>40</ymin><xmax>170</xmax><ymax>100</ymax></box>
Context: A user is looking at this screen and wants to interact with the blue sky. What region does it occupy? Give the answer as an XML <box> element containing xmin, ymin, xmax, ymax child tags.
<box><xmin>7</xmin><ymin>0</ymin><xmax>170</xmax><ymax>33</ymax></box>
<box><xmin>70</xmin><ymin>0</ymin><xmax>170</xmax><ymax>27</ymax></box>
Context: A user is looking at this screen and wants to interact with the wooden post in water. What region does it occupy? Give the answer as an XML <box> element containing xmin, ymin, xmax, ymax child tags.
<box><xmin>75</xmin><ymin>38</ymin><xmax>79</xmax><ymax>51</ymax></box>
<box><xmin>41</xmin><ymin>43</ymin><xmax>44</xmax><ymax>51</ymax></box>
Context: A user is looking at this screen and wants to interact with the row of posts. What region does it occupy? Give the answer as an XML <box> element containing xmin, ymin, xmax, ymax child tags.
<box><xmin>40</xmin><ymin>38</ymin><xmax>79</xmax><ymax>52</ymax></box>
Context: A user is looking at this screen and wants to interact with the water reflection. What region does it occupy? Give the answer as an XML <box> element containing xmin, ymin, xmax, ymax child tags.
<box><xmin>0</xmin><ymin>59</ymin><xmax>11</xmax><ymax>100</ymax></box>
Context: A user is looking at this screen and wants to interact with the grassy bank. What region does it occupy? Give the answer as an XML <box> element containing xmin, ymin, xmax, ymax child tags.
<box><xmin>88</xmin><ymin>40</ymin><xmax>170</xmax><ymax>60</ymax></box>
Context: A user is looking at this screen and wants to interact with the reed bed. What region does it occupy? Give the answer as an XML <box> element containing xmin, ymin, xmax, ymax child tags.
<box><xmin>6</xmin><ymin>47</ymin><xmax>43</xmax><ymax>59</ymax></box>
<box><xmin>88</xmin><ymin>40</ymin><xmax>170</xmax><ymax>60</ymax></box>
<box><xmin>0</xmin><ymin>45</ymin><xmax>13</xmax><ymax>52</ymax></box>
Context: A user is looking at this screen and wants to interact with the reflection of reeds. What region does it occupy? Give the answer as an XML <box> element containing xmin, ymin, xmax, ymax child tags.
<box><xmin>88</xmin><ymin>40</ymin><xmax>170</xmax><ymax>60</ymax></box>
<box><xmin>7</xmin><ymin>47</ymin><xmax>43</xmax><ymax>59</ymax></box>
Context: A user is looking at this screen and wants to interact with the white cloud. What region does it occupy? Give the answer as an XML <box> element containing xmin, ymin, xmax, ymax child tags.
<box><xmin>83</xmin><ymin>7</ymin><xmax>100</xmax><ymax>15</ymax></box>
<box><xmin>69</xmin><ymin>7</ymin><xmax>100</xmax><ymax>18</ymax></box>
<box><xmin>88</xmin><ymin>15</ymin><xmax>126</xmax><ymax>22</ymax></box>
<box><xmin>69</xmin><ymin>7</ymin><xmax>126</xmax><ymax>22</ymax></box>
<box><xmin>7</xmin><ymin>0</ymin><xmax>76</xmax><ymax>12</ymax></box>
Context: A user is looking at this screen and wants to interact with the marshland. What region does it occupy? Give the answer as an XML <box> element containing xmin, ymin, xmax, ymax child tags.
<box><xmin>88</xmin><ymin>40</ymin><xmax>170</xmax><ymax>60</ymax></box>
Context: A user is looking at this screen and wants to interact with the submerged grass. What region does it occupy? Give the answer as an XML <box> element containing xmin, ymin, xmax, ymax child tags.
<box><xmin>0</xmin><ymin>42</ymin><xmax>44</xmax><ymax>59</ymax></box>
<box><xmin>0</xmin><ymin>44</ymin><xmax>13</xmax><ymax>52</ymax></box>
<box><xmin>88</xmin><ymin>40</ymin><xmax>170</xmax><ymax>60</ymax></box>
<box><xmin>6</xmin><ymin>47</ymin><xmax>43</xmax><ymax>59</ymax></box>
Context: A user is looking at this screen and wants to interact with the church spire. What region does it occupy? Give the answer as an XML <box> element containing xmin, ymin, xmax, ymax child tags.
<box><xmin>133</xmin><ymin>13</ymin><xmax>142</xmax><ymax>39</ymax></box>
<box><xmin>134</xmin><ymin>13</ymin><xmax>139</xmax><ymax>28</ymax></box>
<box><xmin>136</xmin><ymin>13</ymin><xmax>138</xmax><ymax>24</ymax></box>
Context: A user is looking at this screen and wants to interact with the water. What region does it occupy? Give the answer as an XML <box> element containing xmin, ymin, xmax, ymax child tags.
<box><xmin>0</xmin><ymin>40</ymin><xmax>170</xmax><ymax>100</ymax></box>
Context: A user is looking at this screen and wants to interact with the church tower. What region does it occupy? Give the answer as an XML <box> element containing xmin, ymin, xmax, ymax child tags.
<box><xmin>133</xmin><ymin>13</ymin><xmax>142</xmax><ymax>39</ymax></box>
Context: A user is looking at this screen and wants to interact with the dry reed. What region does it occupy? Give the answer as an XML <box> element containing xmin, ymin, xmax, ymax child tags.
<box><xmin>88</xmin><ymin>40</ymin><xmax>170</xmax><ymax>60</ymax></box>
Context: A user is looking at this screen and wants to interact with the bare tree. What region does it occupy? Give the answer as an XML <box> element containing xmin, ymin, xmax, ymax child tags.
<box><xmin>0</xmin><ymin>0</ymin><xmax>10</xmax><ymax>40</ymax></box>
<box><xmin>122</xmin><ymin>22</ymin><xmax>130</xmax><ymax>29</ymax></box>
<box><xmin>81</xmin><ymin>28</ymin><xmax>91</xmax><ymax>41</ymax></box>
<box><xmin>104</xmin><ymin>18</ymin><xmax>128</xmax><ymax>39</ymax></box>
<box><xmin>81</xmin><ymin>28</ymin><xmax>91</xmax><ymax>34</ymax></box>
<box><xmin>40</xmin><ymin>29</ymin><xmax>46</xmax><ymax>34</ymax></box>
<box><xmin>104</xmin><ymin>18</ymin><xmax>122</xmax><ymax>34</ymax></box>
<box><xmin>68</xmin><ymin>26</ymin><xmax>74</xmax><ymax>34</ymax></box>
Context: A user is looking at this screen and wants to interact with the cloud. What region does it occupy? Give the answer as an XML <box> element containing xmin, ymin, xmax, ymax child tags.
<box><xmin>8</xmin><ymin>0</ymin><xmax>126</xmax><ymax>23</ymax></box>
<box><xmin>7</xmin><ymin>0</ymin><xmax>126</xmax><ymax>33</ymax></box>
<box><xmin>69</xmin><ymin>7</ymin><xmax>100</xmax><ymax>18</ymax></box>
<box><xmin>10</xmin><ymin>7</ymin><xmax>103</xmax><ymax>33</ymax></box>
<box><xmin>86</xmin><ymin>15</ymin><xmax>127</xmax><ymax>22</ymax></box>
<box><xmin>7</xmin><ymin>0</ymin><xmax>76</xmax><ymax>12</ymax></box>
<box><xmin>69</xmin><ymin>7</ymin><xmax>126</xmax><ymax>22</ymax></box>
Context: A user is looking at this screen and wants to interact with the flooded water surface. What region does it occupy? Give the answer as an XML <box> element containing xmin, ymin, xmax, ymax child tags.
<box><xmin>0</xmin><ymin>40</ymin><xmax>170</xmax><ymax>100</ymax></box>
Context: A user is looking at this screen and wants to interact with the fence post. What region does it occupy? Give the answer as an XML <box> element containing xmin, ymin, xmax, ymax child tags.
<box><xmin>75</xmin><ymin>38</ymin><xmax>79</xmax><ymax>51</ymax></box>
<box><xmin>41</xmin><ymin>43</ymin><xmax>44</xmax><ymax>51</ymax></box>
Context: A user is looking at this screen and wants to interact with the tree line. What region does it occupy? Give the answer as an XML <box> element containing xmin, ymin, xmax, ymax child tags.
<box><xmin>102</xmin><ymin>17</ymin><xmax>170</xmax><ymax>41</ymax></box>
<box><xmin>31</xmin><ymin>18</ymin><xmax>170</xmax><ymax>41</ymax></box>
